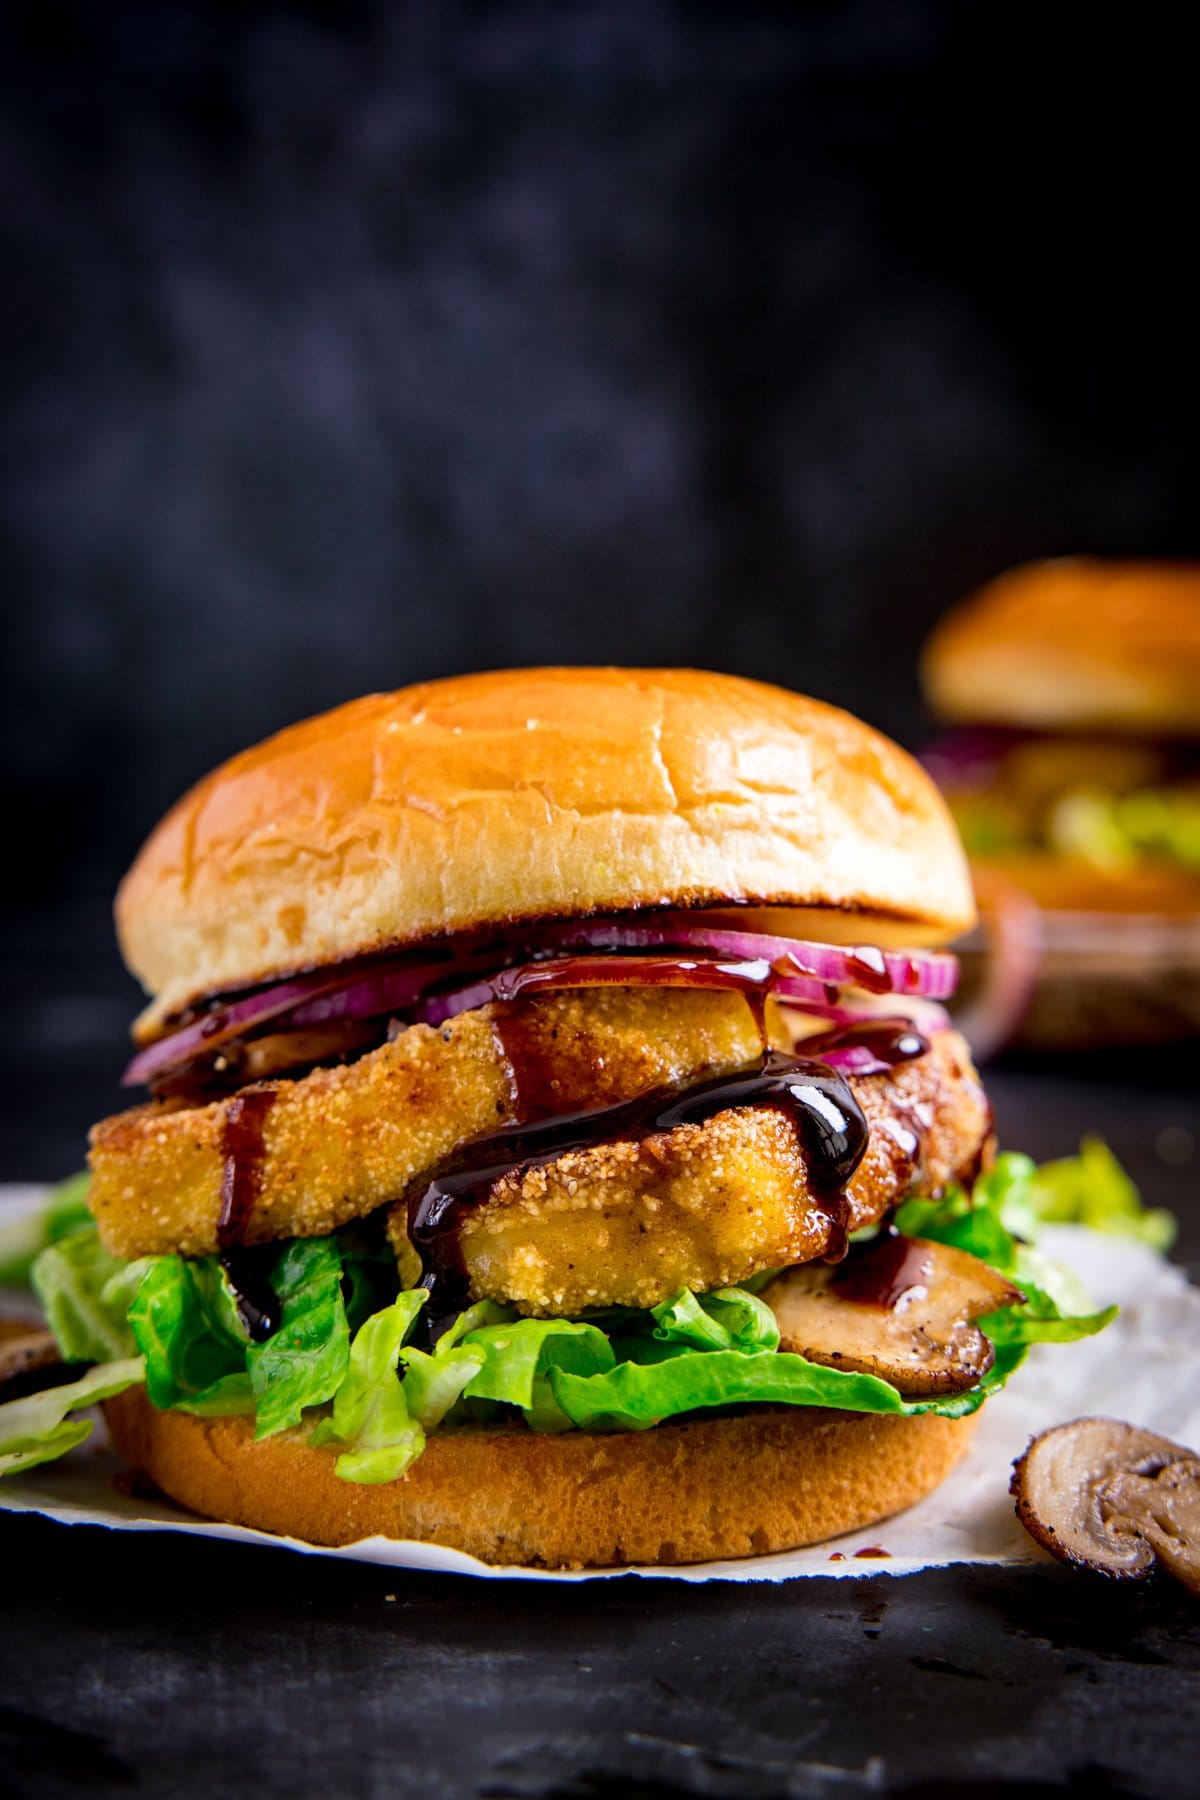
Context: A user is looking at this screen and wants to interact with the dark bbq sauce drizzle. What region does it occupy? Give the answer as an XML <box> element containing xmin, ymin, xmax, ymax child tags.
<box><xmin>842</xmin><ymin>947</ymin><xmax>894</xmax><ymax>994</ymax></box>
<box><xmin>407</xmin><ymin>1034</ymin><xmax>932</xmax><ymax>1343</ymax></box>
<box><xmin>801</xmin><ymin>1020</ymin><xmax>930</xmax><ymax>1199</ymax></box>
<box><xmin>216</xmin><ymin>1088</ymin><xmax>281</xmax><ymax>1341</ymax></box>
<box><xmin>832</xmin><ymin>1228</ymin><xmax>935</xmax><ymax>1311</ymax></box>
<box><xmin>799</xmin><ymin>1019</ymin><xmax>929</xmax><ymax>1067</ymax></box>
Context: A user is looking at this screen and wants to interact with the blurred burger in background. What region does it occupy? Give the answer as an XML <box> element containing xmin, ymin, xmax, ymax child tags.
<box><xmin>921</xmin><ymin>559</ymin><xmax>1200</xmax><ymax>1055</ymax></box>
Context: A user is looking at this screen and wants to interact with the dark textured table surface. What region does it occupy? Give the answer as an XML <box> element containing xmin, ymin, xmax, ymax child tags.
<box><xmin>3</xmin><ymin>908</ymin><xmax>1199</xmax><ymax>1799</ymax></box>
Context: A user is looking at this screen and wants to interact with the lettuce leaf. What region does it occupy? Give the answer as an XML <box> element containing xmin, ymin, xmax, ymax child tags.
<box><xmin>248</xmin><ymin>1238</ymin><xmax>350</xmax><ymax>1438</ymax></box>
<box><xmin>32</xmin><ymin>1226</ymin><xmax>152</xmax><ymax>1364</ymax></box>
<box><xmin>337</xmin><ymin>1222</ymin><xmax>403</xmax><ymax>1332</ymax></box>
<box><xmin>982</xmin><ymin>1298</ymin><xmax>1117</xmax><ymax>1347</ymax></box>
<box><xmin>895</xmin><ymin>1149</ymin><xmax>1132</xmax><ymax>1352</ymax></box>
<box><xmin>1025</xmin><ymin>1138</ymin><xmax>1176</xmax><ymax>1250</ymax></box>
<box><xmin>462</xmin><ymin>1318</ymin><xmax>615</xmax><ymax>1432</ymax></box>
<box><xmin>1046</xmin><ymin>783</ymin><xmax>1200</xmax><ymax>874</ymax></box>
<box><xmin>310</xmin><ymin>1292</ymin><xmax>427</xmax><ymax>1482</ymax></box>
<box><xmin>650</xmin><ymin>1285</ymin><xmax>779</xmax><ymax>1355</ymax></box>
<box><xmin>0</xmin><ymin>1357</ymin><xmax>144</xmax><ymax>1476</ymax></box>
<box><xmin>0</xmin><ymin>1171</ymin><xmax>95</xmax><ymax>1289</ymax></box>
<box><xmin>400</xmin><ymin>1330</ymin><xmax>487</xmax><ymax>1430</ymax></box>
<box><xmin>550</xmin><ymin>1340</ymin><xmax>1025</xmax><ymax>1433</ymax></box>
<box><xmin>129</xmin><ymin>1256</ymin><xmax>253</xmax><ymax>1413</ymax></box>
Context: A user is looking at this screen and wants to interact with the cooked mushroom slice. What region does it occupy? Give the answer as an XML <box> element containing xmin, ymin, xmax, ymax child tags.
<box><xmin>1012</xmin><ymin>1418</ymin><xmax>1199</xmax><ymax>1586</ymax></box>
<box><xmin>1100</xmin><ymin>1458</ymin><xmax>1200</xmax><ymax>1597</ymax></box>
<box><xmin>0</xmin><ymin>1320</ymin><xmax>72</xmax><ymax>1403</ymax></box>
<box><xmin>762</xmin><ymin>1234</ymin><xmax>1022</xmax><ymax>1397</ymax></box>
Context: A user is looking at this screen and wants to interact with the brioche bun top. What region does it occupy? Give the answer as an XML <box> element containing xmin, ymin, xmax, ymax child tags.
<box><xmin>117</xmin><ymin>667</ymin><xmax>974</xmax><ymax>1024</ymax></box>
<box><xmin>922</xmin><ymin>559</ymin><xmax>1200</xmax><ymax>736</ymax></box>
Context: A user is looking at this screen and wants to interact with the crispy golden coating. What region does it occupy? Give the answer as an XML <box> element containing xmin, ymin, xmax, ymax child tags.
<box><xmin>406</xmin><ymin>1028</ymin><xmax>988</xmax><ymax>1314</ymax></box>
<box><xmin>89</xmin><ymin>988</ymin><xmax>775</xmax><ymax>1258</ymax></box>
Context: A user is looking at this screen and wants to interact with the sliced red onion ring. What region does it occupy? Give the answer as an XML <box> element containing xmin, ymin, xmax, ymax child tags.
<box><xmin>534</xmin><ymin>918</ymin><xmax>958</xmax><ymax>999</ymax></box>
<box><xmin>414</xmin><ymin>955</ymin><xmax>959</xmax><ymax>1030</ymax></box>
<box><xmin>782</xmin><ymin>997</ymin><xmax>951</xmax><ymax>1036</ymax></box>
<box><xmin>123</xmin><ymin>919</ymin><xmax>958</xmax><ymax>1088</ymax></box>
<box><xmin>412</xmin><ymin>955</ymin><xmax>777</xmax><ymax>1024</ymax></box>
<box><xmin>122</xmin><ymin>955</ymin><xmax>480</xmax><ymax>1088</ymax></box>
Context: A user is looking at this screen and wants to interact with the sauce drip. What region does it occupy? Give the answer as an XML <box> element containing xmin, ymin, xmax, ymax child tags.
<box><xmin>801</xmin><ymin>1019</ymin><xmax>929</xmax><ymax>1068</ymax></box>
<box><xmin>217</xmin><ymin>1088</ymin><xmax>280</xmax><ymax>1340</ymax></box>
<box><xmin>408</xmin><ymin>1047</ymin><xmax>874</xmax><ymax>1342</ymax></box>
<box><xmin>833</xmin><ymin>1229</ymin><xmax>934</xmax><ymax>1311</ymax></box>
<box><xmin>843</xmin><ymin>947</ymin><xmax>893</xmax><ymax>994</ymax></box>
<box><xmin>220</xmin><ymin>1246</ymin><xmax>282</xmax><ymax>1342</ymax></box>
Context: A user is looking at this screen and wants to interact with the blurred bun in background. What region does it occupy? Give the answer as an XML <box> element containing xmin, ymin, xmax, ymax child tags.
<box><xmin>922</xmin><ymin>560</ymin><xmax>1200</xmax><ymax>1054</ymax></box>
<box><xmin>922</xmin><ymin>558</ymin><xmax>1200</xmax><ymax>737</ymax></box>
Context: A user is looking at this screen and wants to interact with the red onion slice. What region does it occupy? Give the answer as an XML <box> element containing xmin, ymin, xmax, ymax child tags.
<box><xmin>534</xmin><ymin>918</ymin><xmax>958</xmax><ymax>999</ymax></box>
<box><xmin>414</xmin><ymin>955</ymin><xmax>960</xmax><ymax>1029</ymax></box>
<box><xmin>783</xmin><ymin>997</ymin><xmax>951</xmax><ymax>1035</ymax></box>
<box><xmin>412</xmin><ymin>955</ymin><xmax>780</xmax><ymax>1024</ymax></box>
<box><xmin>122</xmin><ymin>955</ymin><xmax>480</xmax><ymax>1087</ymax></box>
<box><xmin>123</xmin><ymin>918</ymin><xmax>958</xmax><ymax>1088</ymax></box>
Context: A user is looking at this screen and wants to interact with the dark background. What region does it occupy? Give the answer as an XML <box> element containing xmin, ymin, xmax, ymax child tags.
<box><xmin>4</xmin><ymin>0</ymin><xmax>1198</xmax><ymax>899</ymax></box>
<box><xmin>3</xmin><ymin>2</ymin><xmax>1198</xmax><ymax>1171</ymax></box>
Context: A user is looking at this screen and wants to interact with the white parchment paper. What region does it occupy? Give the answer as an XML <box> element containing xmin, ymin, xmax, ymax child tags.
<box><xmin>2</xmin><ymin>1184</ymin><xmax>1197</xmax><ymax>1581</ymax></box>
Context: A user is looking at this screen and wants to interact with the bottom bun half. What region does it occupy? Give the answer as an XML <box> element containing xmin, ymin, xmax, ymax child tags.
<box><xmin>104</xmin><ymin>1388</ymin><xmax>978</xmax><ymax>1569</ymax></box>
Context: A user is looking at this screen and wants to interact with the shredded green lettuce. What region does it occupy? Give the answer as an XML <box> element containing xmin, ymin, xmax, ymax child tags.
<box><xmin>31</xmin><ymin>1224</ymin><xmax>150</xmax><ymax>1365</ymax></box>
<box><xmin>650</xmin><ymin>1285</ymin><xmax>779</xmax><ymax>1354</ymax></box>
<box><xmin>954</xmin><ymin>779</ymin><xmax>1200</xmax><ymax>873</ymax></box>
<box><xmin>310</xmin><ymin>1293</ymin><xmax>429</xmax><ymax>1482</ymax></box>
<box><xmin>1025</xmin><ymin>1138</ymin><xmax>1176</xmax><ymax>1251</ymax></box>
<box><xmin>1046</xmin><ymin>783</ymin><xmax>1200</xmax><ymax>873</ymax></box>
<box><xmin>247</xmin><ymin>1238</ymin><xmax>350</xmax><ymax>1438</ymax></box>
<box><xmin>129</xmin><ymin>1256</ymin><xmax>255</xmax><ymax>1415</ymax></box>
<box><xmin>401</xmin><ymin>1341</ymin><xmax>486</xmax><ymax>1432</ymax></box>
<box><xmin>0</xmin><ymin>1357</ymin><xmax>144</xmax><ymax>1476</ymax></box>
<box><xmin>550</xmin><ymin>1340</ymin><xmax>1026</xmax><ymax>1433</ymax></box>
<box><xmin>461</xmin><ymin>1318</ymin><xmax>616</xmax><ymax>1432</ymax></box>
<box><xmin>7</xmin><ymin>1139</ymin><xmax>1164</xmax><ymax>1486</ymax></box>
<box><xmin>1</xmin><ymin>1172</ymin><xmax>96</xmax><ymax>1289</ymax></box>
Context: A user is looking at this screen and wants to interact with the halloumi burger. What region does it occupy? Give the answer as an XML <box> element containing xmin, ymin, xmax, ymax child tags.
<box><xmin>12</xmin><ymin>670</ymin><xmax>1117</xmax><ymax>1566</ymax></box>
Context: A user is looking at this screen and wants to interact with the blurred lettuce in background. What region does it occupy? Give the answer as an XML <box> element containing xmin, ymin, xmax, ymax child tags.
<box><xmin>0</xmin><ymin>1171</ymin><xmax>94</xmax><ymax>1288</ymax></box>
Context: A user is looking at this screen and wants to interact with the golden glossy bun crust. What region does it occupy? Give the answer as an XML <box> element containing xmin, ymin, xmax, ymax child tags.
<box><xmin>922</xmin><ymin>559</ymin><xmax>1200</xmax><ymax>735</ymax></box>
<box><xmin>104</xmin><ymin>1388</ymin><xmax>977</xmax><ymax>1569</ymax></box>
<box><xmin>117</xmin><ymin>668</ymin><xmax>974</xmax><ymax>1024</ymax></box>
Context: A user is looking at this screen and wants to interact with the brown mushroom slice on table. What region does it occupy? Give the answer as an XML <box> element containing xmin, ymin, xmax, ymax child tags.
<box><xmin>0</xmin><ymin>1319</ymin><xmax>72</xmax><ymax>1404</ymax></box>
<box><xmin>761</xmin><ymin>1233</ymin><xmax>1023</xmax><ymax>1397</ymax></box>
<box><xmin>1099</xmin><ymin>1457</ymin><xmax>1200</xmax><ymax>1597</ymax></box>
<box><xmin>1012</xmin><ymin>1418</ymin><xmax>1200</xmax><ymax>1592</ymax></box>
